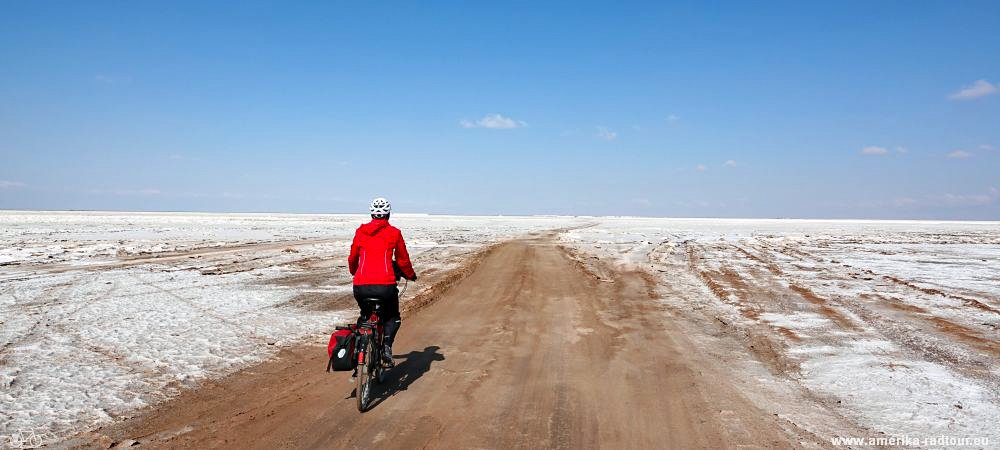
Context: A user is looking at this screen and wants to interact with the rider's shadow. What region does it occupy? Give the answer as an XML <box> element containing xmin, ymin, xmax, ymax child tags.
<box><xmin>364</xmin><ymin>345</ymin><xmax>445</xmax><ymax>410</ymax></box>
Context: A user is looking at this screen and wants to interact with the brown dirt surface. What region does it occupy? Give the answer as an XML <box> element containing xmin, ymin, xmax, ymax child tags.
<box><xmin>74</xmin><ymin>239</ymin><xmax>832</xmax><ymax>449</ymax></box>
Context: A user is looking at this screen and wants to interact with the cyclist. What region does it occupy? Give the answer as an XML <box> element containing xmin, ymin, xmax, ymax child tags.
<box><xmin>348</xmin><ymin>197</ymin><xmax>417</xmax><ymax>367</ymax></box>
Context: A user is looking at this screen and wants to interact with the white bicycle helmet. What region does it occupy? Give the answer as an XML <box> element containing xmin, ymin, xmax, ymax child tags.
<box><xmin>370</xmin><ymin>197</ymin><xmax>391</xmax><ymax>216</ymax></box>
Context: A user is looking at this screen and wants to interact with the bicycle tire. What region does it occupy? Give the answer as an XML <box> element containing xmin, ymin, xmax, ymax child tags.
<box><xmin>356</xmin><ymin>335</ymin><xmax>375</xmax><ymax>412</ymax></box>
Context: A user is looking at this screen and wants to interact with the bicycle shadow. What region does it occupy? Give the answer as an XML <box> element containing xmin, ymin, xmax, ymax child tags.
<box><xmin>362</xmin><ymin>345</ymin><xmax>445</xmax><ymax>411</ymax></box>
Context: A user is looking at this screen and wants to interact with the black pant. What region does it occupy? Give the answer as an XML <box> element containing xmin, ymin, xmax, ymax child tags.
<box><xmin>353</xmin><ymin>284</ymin><xmax>401</xmax><ymax>349</ymax></box>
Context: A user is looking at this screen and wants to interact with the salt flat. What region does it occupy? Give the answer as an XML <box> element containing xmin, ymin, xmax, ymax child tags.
<box><xmin>1</xmin><ymin>211</ymin><xmax>998</xmax><ymax>446</ymax></box>
<box><xmin>560</xmin><ymin>218</ymin><xmax>1000</xmax><ymax>443</ymax></box>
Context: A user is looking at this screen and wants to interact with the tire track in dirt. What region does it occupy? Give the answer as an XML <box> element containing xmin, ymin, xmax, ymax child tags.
<box><xmin>130</xmin><ymin>274</ymin><xmax>275</xmax><ymax>346</ymax></box>
<box><xmin>687</xmin><ymin>243</ymin><xmax>868</xmax><ymax>373</ymax></box>
<box><xmin>0</xmin><ymin>274</ymin><xmax>106</xmax><ymax>358</ymax></box>
<box><xmin>862</xmin><ymin>294</ymin><xmax>1000</xmax><ymax>358</ymax></box>
<box><xmin>880</xmin><ymin>275</ymin><xmax>1000</xmax><ymax>315</ymax></box>
<box><xmin>587</xmin><ymin>239</ymin><xmax>864</xmax><ymax>443</ymax></box>
<box><xmin>33</xmin><ymin>238</ymin><xmax>343</xmax><ymax>274</ymax></box>
<box><xmin>683</xmin><ymin>245</ymin><xmax>800</xmax><ymax>376</ymax></box>
<box><xmin>735</xmin><ymin>242</ymin><xmax>999</xmax><ymax>386</ymax></box>
<box><xmin>762</xmin><ymin>240</ymin><xmax>1000</xmax><ymax>315</ymax></box>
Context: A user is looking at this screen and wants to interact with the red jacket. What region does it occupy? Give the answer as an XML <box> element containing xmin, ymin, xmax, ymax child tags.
<box><xmin>348</xmin><ymin>219</ymin><xmax>416</xmax><ymax>285</ymax></box>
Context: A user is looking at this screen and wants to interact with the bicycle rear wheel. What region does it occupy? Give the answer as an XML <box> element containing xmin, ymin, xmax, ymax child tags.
<box><xmin>356</xmin><ymin>335</ymin><xmax>376</xmax><ymax>412</ymax></box>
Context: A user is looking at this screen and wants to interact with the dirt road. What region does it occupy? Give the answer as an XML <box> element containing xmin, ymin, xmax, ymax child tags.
<box><xmin>84</xmin><ymin>239</ymin><xmax>832</xmax><ymax>449</ymax></box>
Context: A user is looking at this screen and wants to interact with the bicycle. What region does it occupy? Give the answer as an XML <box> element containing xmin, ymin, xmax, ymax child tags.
<box><xmin>341</xmin><ymin>278</ymin><xmax>409</xmax><ymax>412</ymax></box>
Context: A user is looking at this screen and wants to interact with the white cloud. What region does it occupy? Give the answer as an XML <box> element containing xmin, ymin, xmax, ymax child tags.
<box><xmin>724</xmin><ymin>160</ymin><xmax>737</xmax><ymax>167</ymax></box>
<box><xmin>862</xmin><ymin>146</ymin><xmax>888</xmax><ymax>155</ymax></box>
<box><xmin>895</xmin><ymin>146</ymin><xmax>908</xmax><ymax>154</ymax></box>
<box><xmin>889</xmin><ymin>187</ymin><xmax>999</xmax><ymax>208</ymax></box>
<box><xmin>933</xmin><ymin>193</ymin><xmax>993</xmax><ymax>206</ymax></box>
<box><xmin>666</xmin><ymin>114</ymin><xmax>680</xmax><ymax>123</ymax></box>
<box><xmin>88</xmin><ymin>187</ymin><xmax>162</xmax><ymax>197</ymax></box>
<box><xmin>111</xmin><ymin>188</ymin><xmax>162</xmax><ymax>196</ymax></box>
<box><xmin>696</xmin><ymin>164</ymin><xmax>707</xmax><ymax>172</ymax></box>
<box><xmin>946</xmin><ymin>150</ymin><xmax>973</xmax><ymax>159</ymax></box>
<box><xmin>459</xmin><ymin>114</ymin><xmax>526</xmax><ymax>129</ymax></box>
<box><xmin>980</xmin><ymin>144</ymin><xmax>995</xmax><ymax>151</ymax></box>
<box><xmin>596</xmin><ymin>127</ymin><xmax>618</xmax><ymax>141</ymax></box>
<box><xmin>0</xmin><ymin>180</ymin><xmax>26</xmax><ymax>189</ymax></box>
<box><xmin>948</xmin><ymin>79</ymin><xmax>997</xmax><ymax>100</ymax></box>
<box><xmin>673</xmin><ymin>200</ymin><xmax>713</xmax><ymax>207</ymax></box>
<box><xmin>90</xmin><ymin>188</ymin><xmax>274</xmax><ymax>200</ymax></box>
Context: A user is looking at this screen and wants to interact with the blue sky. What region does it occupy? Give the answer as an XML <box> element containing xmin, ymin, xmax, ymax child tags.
<box><xmin>1</xmin><ymin>1</ymin><xmax>998</xmax><ymax>219</ymax></box>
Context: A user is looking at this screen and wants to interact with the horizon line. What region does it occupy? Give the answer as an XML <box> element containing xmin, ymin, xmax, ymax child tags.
<box><xmin>2</xmin><ymin>208</ymin><xmax>998</xmax><ymax>224</ymax></box>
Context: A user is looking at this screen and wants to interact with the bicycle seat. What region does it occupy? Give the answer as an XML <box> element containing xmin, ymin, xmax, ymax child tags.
<box><xmin>360</xmin><ymin>297</ymin><xmax>383</xmax><ymax>307</ymax></box>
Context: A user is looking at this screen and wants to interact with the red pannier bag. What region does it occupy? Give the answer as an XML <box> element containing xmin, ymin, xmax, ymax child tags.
<box><xmin>326</xmin><ymin>326</ymin><xmax>357</xmax><ymax>372</ymax></box>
